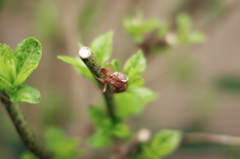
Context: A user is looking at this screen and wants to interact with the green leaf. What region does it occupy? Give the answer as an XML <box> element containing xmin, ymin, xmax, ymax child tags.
<box><xmin>188</xmin><ymin>31</ymin><xmax>206</xmax><ymax>43</ymax></box>
<box><xmin>176</xmin><ymin>13</ymin><xmax>192</xmax><ymax>42</ymax></box>
<box><xmin>0</xmin><ymin>44</ymin><xmax>17</xmax><ymax>85</ymax></box>
<box><xmin>88</xmin><ymin>105</ymin><xmax>111</xmax><ymax>128</ymax></box>
<box><xmin>45</xmin><ymin>127</ymin><xmax>82</xmax><ymax>159</ymax></box>
<box><xmin>124</xmin><ymin>50</ymin><xmax>146</xmax><ymax>77</ymax></box>
<box><xmin>116</xmin><ymin>86</ymin><xmax>158</xmax><ymax>119</ymax></box>
<box><xmin>9</xmin><ymin>85</ymin><xmax>40</xmax><ymax>104</ymax></box>
<box><xmin>88</xmin><ymin>129</ymin><xmax>111</xmax><ymax>148</ymax></box>
<box><xmin>0</xmin><ymin>75</ymin><xmax>14</xmax><ymax>92</ymax></box>
<box><xmin>150</xmin><ymin>130</ymin><xmax>182</xmax><ymax>157</ymax></box>
<box><xmin>111</xmin><ymin>123</ymin><xmax>130</xmax><ymax>138</ymax></box>
<box><xmin>57</xmin><ymin>55</ymin><xmax>95</xmax><ymax>84</ymax></box>
<box><xmin>90</xmin><ymin>31</ymin><xmax>113</xmax><ymax>65</ymax></box>
<box><xmin>123</xmin><ymin>14</ymin><xmax>159</xmax><ymax>44</ymax></box>
<box><xmin>128</xmin><ymin>76</ymin><xmax>145</xmax><ymax>87</ymax></box>
<box><xmin>111</xmin><ymin>59</ymin><xmax>120</xmax><ymax>72</ymax></box>
<box><xmin>14</xmin><ymin>38</ymin><xmax>42</xmax><ymax>86</ymax></box>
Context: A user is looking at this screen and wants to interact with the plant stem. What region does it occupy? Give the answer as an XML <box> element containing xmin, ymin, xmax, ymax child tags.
<box><xmin>1</xmin><ymin>94</ymin><xmax>54</xmax><ymax>159</ymax></box>
<box><xmin>79</xmin><ymin>47</ymin><xmax>117</xmax><ymax>123</ymax></box>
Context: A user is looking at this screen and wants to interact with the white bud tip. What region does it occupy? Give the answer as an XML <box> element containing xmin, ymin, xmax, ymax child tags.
<box><xmin>79</xmin><ymin>47</ymin><xmax>92</xmax><ymax>59</ymax></box>
<box><xmin>137</xmin><ymin>128</ymin><xmax>151</xmax><ymax>142</ymax></box>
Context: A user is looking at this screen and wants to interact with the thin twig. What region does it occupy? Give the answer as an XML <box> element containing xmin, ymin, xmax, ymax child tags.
<box><xmin>182</xmin><ymin>133</ymin><xmax>240</xmax><ymax>146</ymax></box>
<box><xmin>1</xmin><ymin>93</ymin><xmax>54</xmax><ymax>159</ymax></box>
<box><xmin>78</xmin><ymin>47</ymin><xmax>117</xmax><ymax>123</ymax></box>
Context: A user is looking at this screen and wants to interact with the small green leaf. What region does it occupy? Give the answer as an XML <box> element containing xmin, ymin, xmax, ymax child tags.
<box><xmin>57</xmin><ymin>55</ymin><xmax>95</xmax><ymax>83</ymax></box>
<box><xmin>188</xmin><ymin>31</ymin><xmax>206</xmax><ymax>43</ymax></box>
<box><xmin>14</xmin><ymin>38</ymin><xmax>42</xmax><ymax>86</ymax></box>
<box><xmin>90</xmin><ymin>31</ymin><xmax>113</xmax><ymax>65</ymax></box>
<box><xmin>176</xmin><ymin>13</ymin><xmax>192</xmax><ymax>41</ymax></box>
<box><xmin>111</xmin><ymin>123</ymin><xmax>130</xmax><ymax>138</ymax></box>
<box><xmin>150</xmin><ymin>130</ymin><xmax>182</xmax><ymax>157</ymax></box>
<box><xmin>88</xmin><ymin>129</ymin><xmax>111</xmax><ymax>148</ymax></box>
<box><xmin>116</xmin><ymin>86</ymin><xmax>158</xmax><ymax>119</ymax></box>
<box><xmin>0</xmin><ymin>44</ymin><xmax>17</xmax><ymax>85</ymax></box>
<box><xmin>128</xmin><ymin>76</ymin><xmax>145</xmax><ymax>87</ymax></box>
<box><xmin>124</xmin><ymin>50</ymin><xmax>146</xmax><ymax>77</ymax></box>
<box><xmin>9</xmin><ymin>85</ymin><xmax>40</xmax><ymax>104</ymax></box>
<box><xmin>88</xmin><ymin>105</ymin><xmax>111</xmax><ymax>128</ymax></box>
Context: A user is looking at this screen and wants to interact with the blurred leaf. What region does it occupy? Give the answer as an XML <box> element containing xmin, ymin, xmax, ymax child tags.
<box><xmin>88</xmin><ymin>129</ymin><xmax>111</xmax><ymax>148</ymax></box>
<box><xmin>78</xmin><ymin>0</ymin><xmax>99</xmax><ymax>34</ymax></box>
<box><xmin>9</xmin><ymin>85</ymin><xmax>40</xmax><ymax>104</ymax></box>
<box><xmin>21</xmin><ymin>153</ymin><xmax>37</xmax><ymax>159</ymax></box>
<box><xmin>157</xmin><ymin>22</ymin><xmax>170</xmax><ymax>39</ymax></box>
<box><xmin>88</xmin><ymin>105</ymin><xmax>111</xmax><ymax>128</ymax></box>
<box><xmin>90</xmin><ymin>31</ymin><xmax>113</xmax><ymax>65</ymax></box>
<box><xmin>111</xmin><ymin>59</ymin><xmax>120</xmax><ymax>72</ymax></box>
<box><xmin>57</xmin><ymin>55</ymin><xmax>95</xmax><ymax>84</ymax></box>
<box><xmin>111</xmin><ymin>123</ymin><xmax>130</xmax><ymax>138</ymax></box>
<box><xmin>0</xmin><ymin>44</ymin><xmax>17</xmax><ymax>85</ymax></box>
<box><xmin>188</xmin><ymin>31</ymin><xmax>206</xmax><ymax>43</ymax></box>
<box><xmin>45</xmin><ymin>127</ymin><xmax>82</xmax><ymax>159</ymax></box>
<box><xmin>124</xmin><ymin>50</ymin><xmax>146</xmax><ymax>77</ymax></box>
<box><xmin>132</xmin><ymin>130</ymin><xmax>181</xmax><ymax>159</ymax></box>
<box><xmin>14</xmin><ymin>38</ymin><xmax>42</xmax><ymax>86</ymax></box>
<box><xmin>123</xmin><ymin>14</ymin><xmax>159</xmax><ymax>44</ymax></box>
<box><xmin>215</xmin><ymin>75</ymin><xmax>240</xmax><ymax>94</ymax></box>
<box><xmin>116</xmin><ymin>86</ymin><xmax>158</xmax><ymax>119</ymax></box>
<box><xmin>150</xmin><ymin>130</ymin><xmax>182</xmax><ymax>157</ymax></box>
<box><xmin>33</xmin><ymin>1</ymin><xmax>59</xmax><ymax>39</ymax></box>
<box><xmin>176</xmin><ymin>12</ymin><xmax>192</xmax><ymax>42</ymax></box>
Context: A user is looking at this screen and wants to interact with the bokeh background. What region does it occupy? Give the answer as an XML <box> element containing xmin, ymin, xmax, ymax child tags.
<box><xmin>0</xmin><ymin>0</ymin><xmax>240</xmax><ymax>159</ymax></box>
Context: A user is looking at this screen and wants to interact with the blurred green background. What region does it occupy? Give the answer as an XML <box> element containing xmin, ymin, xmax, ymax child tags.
<box><xmin>0</xmin><ymin>0</ymin><xmax>240</xmax><ymax>159</ymax></box>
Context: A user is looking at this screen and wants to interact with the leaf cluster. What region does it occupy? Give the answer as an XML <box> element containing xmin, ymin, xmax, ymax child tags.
<box><xmin>0</xmin><ymin>38</ymin><xmax>42</xmax><ymax>103</ymax></box>
<box><xmin>123</xmin><ymin>13</ymin><xmax>206</xmax><ymax>54</ymax></box>
<box><xmin>58</xmin><ymin>31</ymin><xmax>158</xmax><ymax>148</ymax></box>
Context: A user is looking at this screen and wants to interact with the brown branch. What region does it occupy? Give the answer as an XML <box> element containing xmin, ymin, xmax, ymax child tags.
<box><xmin>182</xmin><ymin>133</ymin><xmax>240</xmax><ymax>146</ymax></box>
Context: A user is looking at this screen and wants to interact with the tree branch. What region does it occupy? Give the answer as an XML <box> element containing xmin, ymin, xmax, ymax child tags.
<box><xmin>78</xmin><ymin>47</ymin><xmax>117</xmax><ymax>123</ymax></box>
<box><xmin>1</xmin><ymin>93</ymin><xmax>54</xmax><ymax>159</ymax></box>
<box><xmin>182</xmin><ymin>133</ymin><xmax>240</xmax><ymax>146</ymax></box>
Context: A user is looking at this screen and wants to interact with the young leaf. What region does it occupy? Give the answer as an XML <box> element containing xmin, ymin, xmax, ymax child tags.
<box><xmin>128</xmin><ymin>76</ymin><xmax>145</xmax><ymax>87</ymax></box>
<box><xmin>9</xmin><ymin>85</ymin><xmax>40</xmax><ymax>104</ymax></box>
<box><xmin>115</xmin><ymin>86</ymin><xmax>158</xmax><ymax>119</ymax></box>
<box><xmin>111</xmin><ymin>59</ymin><xmax>119</xmax><ymax>72</ymax></box>
<box><xmin>176</xmin><ymin>13</ymin><xmax>192</xmax><ymax>41</ymax></box>
<box><xmin>90</xmin><ymin>31</ymin><xmax>113</xmax><ymax>65</ymax></box>
<box><xmin>57</xmin><ymin>55</ymin><xmax>95</xmax><ymax>84</ymax></box>
<box><xmin>124</xmin><ymin>50</ymin><xmax>146</xmax><ymax>77</ymax></box>
<box><xmin>0</xmin><ymin>44</ymin><xmax>17</xmax><ymax>85</ymax></box>
<box><xmin>88</xmin><ymin>105</ymin><xmax>111</xmax><ymax>128</ymax></box>
<box><xmin>14</xmin><ymin>38</ymin><xmax>42</xmax><ymax>86</ymax></box>
<box><xmin>0</xmin><ymin>75</ymin><xmax>14</xmax><ymax>93</ymax></box>
<box><xmin>111</xmin><ymin>123</ymin><xmax>130</xmax><ymax>138</ymax></box>
<box><xmin>150</xmin><ymin>130</ymin><xmax>182</xmax><ymax>157</ymax></box>
<box><xmin>88</xmin><ymin>129</ymin><xmax>111</xmax><ymax>148</ymax></box>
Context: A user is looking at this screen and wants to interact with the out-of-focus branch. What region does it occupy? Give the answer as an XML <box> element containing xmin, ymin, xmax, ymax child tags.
<box><xmin>110</xmin><ymin>128</ymin><xmax>151</xmax><ymax>159</ymax></box>
<box><xmin>182</xmin><ymin>133</ymin><xmax>240</xmax><ymax>146</ymax></box>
